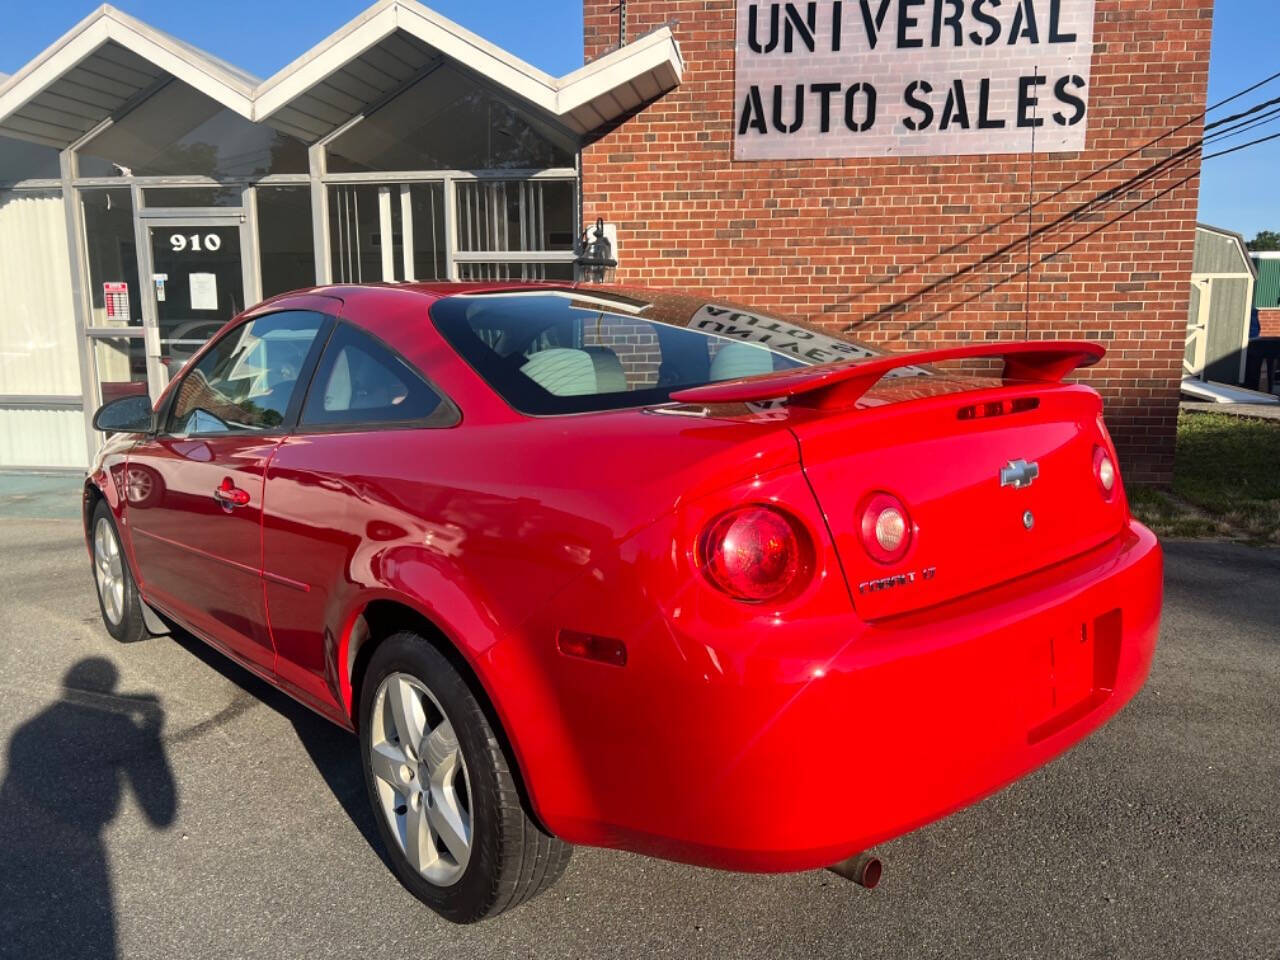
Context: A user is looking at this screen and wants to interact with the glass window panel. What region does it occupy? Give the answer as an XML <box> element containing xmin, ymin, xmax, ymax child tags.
<box><xmin>301</xmin><ymin>323</ymin><xmax>455</xmax><ymax>428</ymax></box>
<box><xmin>431</xmin><ymin>292</ymin><xmax>816</xmax><ymax>415</ymax></box>
<box><xmin>0</xmin><ymin>135</ymin><xmax>61</xmax><ymax>182</ymax></box>
<box><xmin>168</xmin><ymin>311</ymin><xmax>324</xmax><ymax>435</ymax></box>
<box><xmin>410</xmin><ymin>183</ymin><xmax>446</xmax><ymax>281</ymax></box>
<box><xmin>143</xmin><ymin>187</ymin><xmax>242</xmax><ymax>208</ymax></box>
<box><xmin>147</xmin><ymin>223</ymin><xmax>245</xmax><ymax>373</ymax></box>
<box><xmin>328</xmin><ymin>184</ymin><xmax>383</xmax><ymax>284</ymax></box>
<box><xmin>258</xmin><ymin>187</ymin><xmax>316</xmax><ymax>299</ymax></box>
<box><xmin>92</xmin><ymin>336</ymin><xmax>148</xmax><ymax>407</ymax></box>
<box><xmin>82</xmin><ymin>189</ymin><xmax>141</xmax><ymax>328</ymax></box>
<box><xmin>325</xmin><ymin>65</ymin><xmax>575</xmax><ymax>172</ymax></box>
<box><xmin>457</xmin><ymin>261</ymin><xmax>575</xmax><ymax>282</ymax></box>
<box><xmin>454</xmin><ymin>180</ymin><xmax>575</xmax><ymax>253</ymax></box>
<box><xmin>78</xmin><ymin>82</ymin><xmax>307</xmax><ymax>178</ymax></box>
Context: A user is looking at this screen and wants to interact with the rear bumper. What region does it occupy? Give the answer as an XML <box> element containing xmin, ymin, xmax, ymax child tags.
<box><xmin>551</xmin><ymin>520</ymin><xmax>1162</xmax><ymax>871</ymax></box>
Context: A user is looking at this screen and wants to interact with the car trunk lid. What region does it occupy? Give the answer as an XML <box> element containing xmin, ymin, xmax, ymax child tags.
<box><xmin>670</xmin><ymin>341</ymin><xmax>1125</xmax><ymax>619</ymax></box>
<box><xmin>794</xmin><ymin>382</ymin><xmax>1126</xmax><ymax>618</ymax></box>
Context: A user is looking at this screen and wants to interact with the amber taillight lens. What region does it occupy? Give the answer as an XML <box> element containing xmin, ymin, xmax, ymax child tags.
<box><xmin>858</xmin><ymin>492</ymin><xmax>913</xmax><ymax>564</ymax></box>
<box><xmin>700</xmin><ymin>505</ymin><xmax>809</xmax><ymax>602</ymax></box>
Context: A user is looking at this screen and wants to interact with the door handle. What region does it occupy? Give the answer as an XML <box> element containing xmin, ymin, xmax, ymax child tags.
<box><xmin>213</xmin><ymin>478</ymin><xmax>250</xmax><ymax>509</ymax></box>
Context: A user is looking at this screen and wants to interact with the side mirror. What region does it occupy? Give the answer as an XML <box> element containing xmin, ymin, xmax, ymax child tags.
<box><xmin>92</xmin><ymin>394</ymin><xmax>155</xmax><ymax>435</ymax></box>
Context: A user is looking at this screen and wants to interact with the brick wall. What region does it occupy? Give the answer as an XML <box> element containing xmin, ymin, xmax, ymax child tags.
<box><xmin>582</xmin><ymin>0</ymin><xmax>1215</xmax><ymax>483</ymax></box>
<box><xmin>1259</xmin><ymin>308</ymin><xmax>1280</xmax><ymax>338</ymax></box>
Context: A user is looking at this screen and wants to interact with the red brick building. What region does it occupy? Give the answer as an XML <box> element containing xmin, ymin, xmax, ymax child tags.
<box><xmin>581</xmin><ymin>0</ymin><xmax>1214</xmax><ymax>483</ymax></box>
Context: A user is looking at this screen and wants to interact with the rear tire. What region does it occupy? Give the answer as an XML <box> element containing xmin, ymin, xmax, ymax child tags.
<box><xmin>359</xmin><ymin>631</ymin><xmax>570</xmax><ymax>923</ymax></box>
<box><xmin>90</xmin><ymin>500</ymin><xmax>149</xmax><ymax>644</ymax></box>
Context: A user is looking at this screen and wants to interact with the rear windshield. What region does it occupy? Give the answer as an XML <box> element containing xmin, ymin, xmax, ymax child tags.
<box><xmin>430</xmin><ymin>289</ymin><xmax>886</xmax><ymax>415</ymax></box>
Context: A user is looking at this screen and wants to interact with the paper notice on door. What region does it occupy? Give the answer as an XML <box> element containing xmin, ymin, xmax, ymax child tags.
<box><xmin>189</xmin><ymin>273</ymin><xmax>218</xmax><ymax>311</ymax></box>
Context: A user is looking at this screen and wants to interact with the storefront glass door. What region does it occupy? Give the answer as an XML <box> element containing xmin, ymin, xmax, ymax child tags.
<box><xmin>141</xmin><ymin>217</ymin><xmax>248</xmax><ymax>390</ymax></box>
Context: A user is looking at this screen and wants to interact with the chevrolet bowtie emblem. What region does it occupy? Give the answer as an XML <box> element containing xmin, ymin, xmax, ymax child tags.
<box><xmin>1000</xmin><ymin>459</ymin><xmax>1040</xmax><ymax>489</ymax></box>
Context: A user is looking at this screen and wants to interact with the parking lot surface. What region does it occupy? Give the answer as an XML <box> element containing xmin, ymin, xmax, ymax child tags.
<box><xmin>1</xmin><ymin>512</ymin><xmax>1277</xmax><ymax>959</ymax></box>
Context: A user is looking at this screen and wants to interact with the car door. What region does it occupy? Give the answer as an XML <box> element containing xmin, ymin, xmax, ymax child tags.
<box><xmin>261</xmin><ymin>321</ymin><xmax>459</xmax><ymax>713</ymax></box>
<box><xmin>125</xmin><ymin>308</ymin><xmax>333</xmax><ymax>672</ymax></box>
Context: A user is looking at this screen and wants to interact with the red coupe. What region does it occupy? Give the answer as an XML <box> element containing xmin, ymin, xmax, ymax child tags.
<box><xmin>85</xmin><ymin>283</ymin><xmax>1162</xmax><ymax>922</ymax></box>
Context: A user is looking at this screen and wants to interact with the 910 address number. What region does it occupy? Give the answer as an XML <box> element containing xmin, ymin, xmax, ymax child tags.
<box><xmin>169</xmin><ymin>233</ymin><xmax>223</xmax><ymax>253</ymax></box>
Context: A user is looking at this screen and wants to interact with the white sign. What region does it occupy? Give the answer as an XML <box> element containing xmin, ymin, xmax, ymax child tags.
<box><xmin>189</xmin><ymin>273</ymin><xmax>218</xmax><ymax>311</ymax></box>
<box><xmin>734</xmin><ymin>0</ymin><xmax>1095</xmax><ymax>159</ymax></box>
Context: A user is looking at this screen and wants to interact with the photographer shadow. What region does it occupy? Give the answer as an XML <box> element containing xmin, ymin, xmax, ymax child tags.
<box><xmin>0</xmin><ymin>658</ymin><xmax>176</xmax><ymax>960</ymax></box>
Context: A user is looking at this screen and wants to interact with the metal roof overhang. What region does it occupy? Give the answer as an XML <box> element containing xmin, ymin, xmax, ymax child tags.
<box><xmin>253</xmin><ymin>0</ymin><xmax>683</xmax><ymax>141</ymax></box>
<box><xmin>0</xmin><ymin>5</ymin><xmax>256</xmax><ymax>148</ymax></box>
<box><xmin>0</xmin><ymin>1</ymin><xmax>683</xmax><ymax>151</ymax></box>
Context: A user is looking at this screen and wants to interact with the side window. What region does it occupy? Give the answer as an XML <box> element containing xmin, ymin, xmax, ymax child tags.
<box><xmin>300</xmin><ymin>323</ymin><xmax>457</xmax><ymax>429</ymax></box>
<box><xmin>168</xmin><ymin>311</ymin><xmax>326</xmax><ymax>435</ymax></box>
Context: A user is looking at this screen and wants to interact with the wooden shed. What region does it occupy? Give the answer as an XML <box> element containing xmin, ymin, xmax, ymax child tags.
<box><xmin>1186</xmin><ymin>224</ymin><xmax>1257</xmax><ymax>384</ymax></box>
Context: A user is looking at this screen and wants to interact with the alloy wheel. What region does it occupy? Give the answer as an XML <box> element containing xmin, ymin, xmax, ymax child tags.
<box><xmin>369</xmin><ymin>672</ymin><xmax>474</xmax><ymax>886</ymax></box>
<box><xmin>93</xmin><ymin>516</ymin><xmax>125</xmax><ymax>626</ymax></box>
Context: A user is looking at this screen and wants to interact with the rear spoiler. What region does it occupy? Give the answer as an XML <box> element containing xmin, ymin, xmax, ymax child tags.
<box><xmin>669</xmin><ymin>341</ymin><xmax>1105</xmax><ymax>410</ymax></box>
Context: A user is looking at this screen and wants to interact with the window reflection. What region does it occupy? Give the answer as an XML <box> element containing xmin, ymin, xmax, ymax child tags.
<box><xmin>0</xmin><ymin>135</ymin><xmax>60</xmax><ymax>182</ymax></box>
<box><xmin>326</xmin><ymin>65</ymin><xmax>575</xmax><ymax>172</ymax></box>
<box><xmin>82</xmin><ymin>189</ymin><xmax>141</xmax><ymax>328</ymax></box>
<box><xmin>259</xmin><ymin>187</ymin><xmax>317</xmax><ymax>298</ymax></box>
<box><xmin>78</xmin><ymin>82</ymin><xmax>307</xmax><ymax>179</ymax></box>
<box><xmin>169</xmin><ymin>312</ymin><xmax>323</xmax><ymax>434</ymax></box>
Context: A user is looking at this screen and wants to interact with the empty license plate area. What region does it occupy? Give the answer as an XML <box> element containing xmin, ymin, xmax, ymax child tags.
<box><xmin>1027</xmin><ymin>608</ymin><xmax>1122</xmax><ymax>743</ymax></box>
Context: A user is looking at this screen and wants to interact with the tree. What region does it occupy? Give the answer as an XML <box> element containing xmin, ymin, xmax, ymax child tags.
<box><xmin>1246</xmin><ymin>230</ymin><xmax>1280</xmax><ymax>251</ymax></box>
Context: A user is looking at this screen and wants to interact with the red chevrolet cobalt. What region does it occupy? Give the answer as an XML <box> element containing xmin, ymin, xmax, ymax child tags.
<box><xmin>85</xmin><ymin>283</ymin><xmax>1162</xmax><ymax>922</ymax></box>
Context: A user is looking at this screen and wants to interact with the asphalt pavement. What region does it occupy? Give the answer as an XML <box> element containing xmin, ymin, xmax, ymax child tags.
<box><xmin>0</xmin><ymin>508</ymin><xmax>1276</xmax><ymax>959</ymax></box>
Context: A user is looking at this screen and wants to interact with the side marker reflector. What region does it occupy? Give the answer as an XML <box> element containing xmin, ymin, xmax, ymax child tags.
<box><xmin>557</xmin><ymin>629</ymin><xmax>628</xmax><ymax>667</ymax></box>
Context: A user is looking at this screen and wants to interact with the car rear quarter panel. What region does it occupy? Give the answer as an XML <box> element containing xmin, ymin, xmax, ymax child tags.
<box><xmin>258</xmin><ymin>404</ymin><xmax>809</xmax><ymax>835</ymax></box>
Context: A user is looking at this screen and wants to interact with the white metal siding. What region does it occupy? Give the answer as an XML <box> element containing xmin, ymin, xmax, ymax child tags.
<box><xmin>0</xmin><ymin>190</ymin><xmax>77</xmax><ymax>393</ymax></box>
<box><xmin>0</xmin><ymin>408</ymin><xmax>87</xmax><ymax>468</ymax></box>
<box><xmin>0</xmin><ymin>189</ymin><xmax>85</xmax><ymax>467</ymax></box>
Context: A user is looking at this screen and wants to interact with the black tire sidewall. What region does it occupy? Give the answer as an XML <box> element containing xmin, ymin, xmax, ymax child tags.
<box><xmin>90</xmin><ymin>501</ymin><xmax>147</xmax><ymax>644</ymax></box>
<box><xmin>358</xmin><ymin>632</ymin><xmax>507</xmax><ymax>923</ymax></box>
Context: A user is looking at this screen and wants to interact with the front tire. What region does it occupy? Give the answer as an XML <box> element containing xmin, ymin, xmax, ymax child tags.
<box><xmin>359</xmin><ymin>632</ymin><xmax>570</xmax><ymax>923</ymax></box>
<box><xmin>90</xmin><ymin>500</ymin><xmax>148</xmax><ymax>644</ymax></box>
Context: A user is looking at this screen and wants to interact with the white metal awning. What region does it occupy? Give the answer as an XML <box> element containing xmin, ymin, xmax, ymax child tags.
<box><xmin>253</xmin><ymin>0</ymin><xmax>682</xmax><ymax>140</ymax></box>
<box><xmin>0</xmin><ymin>6</ymin><xmax>257</xmax><ymax>148</ymax></box>
<box><xmin>0</xmin><ymin>1</ymin><xmax>683</xmax><ymax>150</ymax></box>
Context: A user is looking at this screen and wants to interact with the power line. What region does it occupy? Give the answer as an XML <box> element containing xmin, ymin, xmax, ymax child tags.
<box><xmin>844</xmin><ymin>83</ymin><xmax>1280</xmax><ymax>334</ymax></box>
<box><xmin>904</xmin><ymin>170</ymin><xmax>1202</xmax><ymax>337</ymax></box>
<box><xmin>1202</xmin><ymin>93</ymin><xmax>1280</xmax><ymax>132</ymax></box>
<box><xmin>813</xmin><ymin>69</ymin><xmax>1280</xmax><ymax>334</ymax></box>
<box><xmin>846</xmin><ymin>139</ymin><xmax>1206</xmax><ymax>328</ymax></box>
<box><xmin>1203</xmin><ymin>106</ymin><xmax>1280</xmax><ymax>145</ymax></box>
<box><xmin>1204</xmin><ymin>129</ymin><xmax>1280</xmax><ymax>160</ymax></box>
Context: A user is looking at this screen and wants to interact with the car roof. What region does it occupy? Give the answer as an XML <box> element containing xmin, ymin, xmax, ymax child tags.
<box><xmin>319</xmin><ymin>280</ymin><xmax>585</xmax><ymax>303</ymax></box>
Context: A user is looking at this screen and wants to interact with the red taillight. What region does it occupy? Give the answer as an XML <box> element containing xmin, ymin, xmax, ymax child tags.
<box><xmin>1093</xmin><ymin>445</ymin><xmax>1117</xmax><ymax>500</ymax></box>
<box><xmin>700</xmin><ymin>505</ymin><xmax>809</xmax><ymax>602</ymax></box>
<box><xmin>858</xmin><ymin>492</ymin><xmax>913</xmax><ymax>564</ymax></box>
